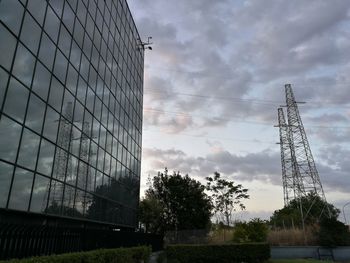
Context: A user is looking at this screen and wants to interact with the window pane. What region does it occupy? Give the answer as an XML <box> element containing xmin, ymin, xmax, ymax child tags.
<box><xmin>32</xmin><ymin>61</ymin><xmax>51</xmax><ymax>100</ymax></box>
<box><xmin>0</xmin><ymin>116</ymin><xmax>22</xmax><ymax>163</ymax></box>
<box><xmin>17</xmin><ymin>128</ymin><xmax>40</xmax><ymax>170</ymax></box>
<box><xmin>39</xmin><ymin>33</ymin><xmax>56</xmax><ymax>70</ymax></box>
<box><xmin>43</xmin><ymin>106</ymin><xmax>59</xmax><ymax>143</ymax></box>
<box><xmin>62</xmin><ymin>3</ymin><xmax>75</xmax><ymax>34</ymax></box>
<box><xmin>3</xmin><ymin>78</ymin><xmax>29</xmax><ymax>123</ymax></box>
<box><xmin>8</xmin><ymin>168</ymin><xmax>34</xmax><ymax>211</ymax></box>
<box><xmin>0</xmin><ymin>0</ymin><xmax>24</xmax><ymax>36</ymax></box>
<box><xmin>66</xmin><ymin>64</ymin><xmax>78</xmax><ymax>95</ymax></box>
<box><xmin>30</xmin><ymin>174</ymin><xmax>50</xmax><ymax>213</ymax></box>
<box><xmin>46</xmin><ymin>179</ymin><xmax>64</xmax><ymax>215</ymax></box>
<box><xmin>37</xmin><ymin>138</ymin><xmax>55</xmax><ymax>176</ymax></box>
<box><xmin>49</xmin><ymin>0</ymin><xmax>64</xmax><ymax>18</ymax></box>
<box><xmin>0</xmin><ymin>161</ymin><xmax>14</xmax><ymax>208</ymax></box>
<box><xmin>0</xmin><ymin>24</ymin><xmax>17</xmax><ymax>71</ymax></box>
<box><xmin>44</xmin><ymin>6</ymin><xmax>60</xmax><ymax>43</ymax></box>
<box><xmin>0</xmin><ymin>68</ymin><xmax>9</xmax><ymax>108</ymax></box>
<box><xmin>58</xmin><ymin>25</ymin><xmax>72</xmax><ymax>58</ymax></box>
<box><xmin>20</xmin><ymin>12</ymin><xmax>42</xmax><ymax>54</ymax></box>
<box><xmin>54</xmin><ymin>49</ymin><xmax>68</xmax><ymax>83</ymax></box>
<box><xmin>48</xmin><ymin>77</ymin><xmax>64</xmax><ymax>111</ymax></box>
<box><xmin>27</xmin><ymin>0</ymin><xmax>47</xmax><ymax>26</ymax></box>
<box><xmin>25</xmin><ymin>93</ymin><xmax>46</xmax><ymax>134</ymax></box>
<box><xmin>12</xmin><ymin>43</ymin><xmax>36</xmax><ymax>87</ymax></box>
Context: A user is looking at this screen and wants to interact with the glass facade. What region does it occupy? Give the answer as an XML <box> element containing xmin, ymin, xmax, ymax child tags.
<box><xmin>0</xmin><ymin>0</ymin><xmax>144</xmax><ymax>227</ymax></box>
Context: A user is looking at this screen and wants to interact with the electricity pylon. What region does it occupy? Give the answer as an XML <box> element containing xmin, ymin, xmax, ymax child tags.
<box><xmin>277</xmin><ymin>84</ymin><xmax>329</xmax><ymax>220</ymax></box>
<box><xmin>42</xmin><ymin>102</ymin><xmax>74</xmax><ymax>212</ymax></box>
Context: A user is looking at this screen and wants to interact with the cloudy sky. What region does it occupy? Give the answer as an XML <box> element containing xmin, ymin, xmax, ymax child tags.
<box><xmin>128</xmin><ymin>0</ymin><xmax>350</xmax><ymax>221</ymax></box>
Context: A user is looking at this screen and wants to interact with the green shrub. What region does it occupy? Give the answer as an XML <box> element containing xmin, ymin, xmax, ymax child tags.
<box><xmin>166</xmin><ymin>243</ymin><xmax>270</xmax><ymax>263</ymax></box>
<box><xmin>318</xmin><ymin>217</ymin><xmax>350</xmax><ymax>246</ymax></box>
<box><xmin>233</xmin><ymin>219</ymin><xmax>268</xmax><ymax>243</ymax></box>
<box><xmin>0</xmin><ymin>246</ymin><xmax>151</xmax><ymax>263</ymax></box>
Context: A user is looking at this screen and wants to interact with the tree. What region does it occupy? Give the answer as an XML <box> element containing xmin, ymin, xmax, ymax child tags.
<box><xmin>140</xmin><ymin>168</ymin><xmax>213</xmax><ymax>234</ymax></box>
<box><xmin>318</xmin><ymin>217</ymin><xmax>350</xmax><ymax>246</ymax></box>
<box><xmin>139</xmin><ymin>195</ymin><xmax>163</xmax><ymax>234</ymax></box>
<box><xmin>206</xmin><ymin>172</ymin><xmax>249</xmax><ymax>226</ymax></box>
<box><xmin>270</xmin><ymin>193</ymin><xmax>340</xmax><ymax>228</ymax></box>
<box><xmin>232</xmin><ymin>218</ymin><xmax>269</xmax><ymax>243</ymax></box>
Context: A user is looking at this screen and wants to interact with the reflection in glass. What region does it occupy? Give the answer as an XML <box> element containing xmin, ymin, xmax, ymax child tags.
<box><xmin>17</xmin><ymin>128</ymin><xmax>40</xmax><ymax>170</ymax></box>
<box><xmin>30</xmin><ymin>174</ymin><xmax>49</xmax><ymax>213</ymax></box>
<box><xmin>44</xmin><ymin>6</ymin><xmax>60</xmax><ymax>43</ymax></box>
<box><xmin>43</xmin><ymin>106</ymin><xmax>59</xmax><ymax>143</ymax></box>
<box><xmin>27</xmin><ymin>0</ymin><xmax>47</xmax><ymax>26</ymax></box>
<box><xmin>0</xmin><ymin>68</ymin><xmax>9</xmax><ymax>107</ymax></box>
<box><xmin>48</xmin><ymin>77</ymin><xmax>64</xmax><ymax>111</ymax></box>
<box><xmin>0</xmin><ymin>161</ymin><xmax>14</xmax><ymax>208</ymax></box>
<box><xmin>25</xmin><ymin>93</ymin><xmax>46</xmax><ymax>134</ymax></box>
<box><xmin>37</xmin><ymin>138</ymin><xmax>55</xmax><ymax>176</ymax></box>
<box><xmin>54</xmin><ymin>49</ymin><xmax>68</xmax><ymax>83</ymax></box>
<box><xmin>12</xmin><ymin>43</ymin><xmax>36</xmax><ymax>87</ymax></box>
<box><xmin>39</xmin><ymin>33</ymin><xmax>56</xmax><ymax>70</ymax></box>
<box><xmin>20</xmin><ymin>12</ymin><xmax>42</xmax><ymax>54</ymax></box>
<box><xmin>0</xmin><ymin>24</ymin><xmax>17</xmax><ymax>71</ymax></box>
<box><xmin>0</xmin><ymin>0</ymin><xmax>24</xmax><ymax>36</ymax></box>
<box><xmin>0</xmin><ymin>116</ymin><xmax>22</xmax><ymax>163</ymax></box>
<box><xmin>32</xmin><ymin>61</ymin><xmax>51</xmax><ymax>100</ymax></box>
<box><xmin>8</xmin><ymin>168</ymin><xmax>34</xmax><ymax>211</ymax></box>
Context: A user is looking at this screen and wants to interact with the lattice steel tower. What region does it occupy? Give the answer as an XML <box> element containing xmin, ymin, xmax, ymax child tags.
<box><xmin>277</xmin><ymin>84</ymin><xmax>327</xmax><ymax>206</ymax></box>
<box><xmin>43</xmin><ymin>102</ymin><xmax>74</xmax><ymax>211</ymax></box>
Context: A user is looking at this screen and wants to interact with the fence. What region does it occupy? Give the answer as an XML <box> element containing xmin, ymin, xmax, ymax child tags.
<box><xmin>0</xmin><ymin>222</ymin><xmax>163</xmax><ymax>260</ymax></box>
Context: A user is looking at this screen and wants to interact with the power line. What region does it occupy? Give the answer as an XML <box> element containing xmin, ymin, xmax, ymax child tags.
<box><xmin>143</xmin><ymin>128</ymin><xmax>276</xmax><ymax>145</ymax></box>
<box><xmin>143</xmin><ymin>107</ymin><xmax>350</xmax><ymax>129</ymax></box>
<box><xmin>144</xmin><ymin>88</ymin><xmax>350</xmax><ymax>108</ymax></box>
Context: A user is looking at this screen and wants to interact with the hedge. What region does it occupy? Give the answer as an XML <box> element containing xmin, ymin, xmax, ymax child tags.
<box><xmin>0</xmin><ymin>246</ymin><xmax>151</xmax><ymax>263</ymax></box>
<box><xmin>166</xmin><ymin>243</ymin><xmax>270</xmax><ymax>263</ymax></box>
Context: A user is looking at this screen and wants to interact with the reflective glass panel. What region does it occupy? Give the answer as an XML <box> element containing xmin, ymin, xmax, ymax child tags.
<box><xmin>32</xmin><ymin>61</ymin><xmax>51</xmax><ymax>100</ymax></box>
<box><xmin>17</xmin><ymin>128</ymin><xmax>40</xmax><ymax>170</ymax></box>
<box><xmin>37</xmin><ymin>138</ymin><xmax>55</xmax><ymax>176</ymax></box>
<box><xmin>0</xmin><ymin>0</ymin><xmax>24</xmax><ymax>36</ymax></box>
<box><xmin>25</xmin><ymin>93</ymin><xmax>46</xmax><ymax>133</ymax></box>
<box><xmin>30</xmin><ymin>174</ymin><xmax>50</xmax><ymax>213</ymax></box>
<box><xmin>3</xmin><ymin>78</ymin><xmax>29</xmax><ymax>123</ymax></box>
<box><xmin>12</xmin><ymin>43</ymin><xmax>36</xmax><ymax>88</ymax></box>
<box><xmin>0</xmin><ymin>161</ymin><xmax>14</xmax><ymax>208</ymax></box>
<box><xmin>0</xmin><ymin>24</ymin><xmax>17</xmax><ymax>71</ymax></box>
<box><xmin>8</xmin><ymin>168</ymin><xmax>34</xmax><ymax>211</ymax></box>
<box><xmin>0</xmin><ymin>68</ymin><xmax>9</xmax><ymax>107</ymax></box>
<box><xmin>20</xmin><ymin>12</ymin><xmax>42</xmax><ymax>54</ymax></box>
<box><xmin>28</xmin><ymin>0</ymin><xmax>47</xmax><ymax>26</ymax></box>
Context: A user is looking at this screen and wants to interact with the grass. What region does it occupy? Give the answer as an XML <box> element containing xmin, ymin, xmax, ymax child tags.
<box><xmin>267</xmin><ymin>260</ymin><xmax>333</xmax><ymax>263</ymax></box>
<box><xmin>267</xmin><ymin>227</ymin><xmax>318</xmax><ymax>246</ymax></box>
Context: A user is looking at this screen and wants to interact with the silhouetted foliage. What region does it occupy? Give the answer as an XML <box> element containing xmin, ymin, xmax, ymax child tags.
<box><xmin>206</xmin><ymin>172</ymin><xmax>249</xmax><ymax>226</ymax></box>
<box><xmin>318</xmin><ymin>217</ymin><xmax>350</xmax><ymax>246</ymax></box>
<box><xmin>232</xmin><ymin>218</ymin><xmax>268</xmax><ymax>243</ymax></box>
<box><xmin>270</xmin><ymin>193</ymin><xmax>339</xmax><ymax>228</ymax></box>
<box><xmin>140</xmin><ymin>168</ymin><xmax>212</xmax><ymax>234</ymax></box>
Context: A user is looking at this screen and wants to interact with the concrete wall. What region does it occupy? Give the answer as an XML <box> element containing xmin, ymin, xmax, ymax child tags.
<box><xmin>271</xmin><ymin>246</ymin><xmax>350</xmax><ymax>261</ymax></box>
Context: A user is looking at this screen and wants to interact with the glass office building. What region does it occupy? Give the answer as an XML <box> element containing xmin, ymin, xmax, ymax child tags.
<box><xmin>0</xmin><ymin>0</ymin><xmax>144</xmax><ymax>228</ymax></box>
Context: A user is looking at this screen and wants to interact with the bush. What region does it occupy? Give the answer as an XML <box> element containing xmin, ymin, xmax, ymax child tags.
<box><xmin>318</xmin><ymin>217</ymin><xmax>350</xmax><ymax>246</ymax></box>
<box><xmin>0</xmin><ymin>246</ymin><xmax>151</xmax><ymax>263</ymax></box>
<box><xmin>166</xmin><ymin>243</ymin><xmax>270</xmax><ymax>263</ymax></box>
<box><xmin>233</xmin><ymin>219</ymin><xmax>268</xmax><ymax>243</ymax></box>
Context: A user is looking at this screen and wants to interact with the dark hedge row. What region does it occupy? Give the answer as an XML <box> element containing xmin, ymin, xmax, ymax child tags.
<box><xmin>0</xmin><ymin>246</ymin><xmax>151</xmax><ymax>263</ymax></box>
<box><xmin>166</xmin><ymin>243</ymin><xmax>270</xmax><ymax>263</ymax></box>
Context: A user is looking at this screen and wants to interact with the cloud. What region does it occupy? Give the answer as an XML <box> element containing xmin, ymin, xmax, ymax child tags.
<box><xmin>143</xmin><ymin>146</ymin><xmax>349</xmax><ymax>194</ymax></box>
<box><xmin>131</xmin><ymin>0</ymin><xmax>350</xmax><ymax>134</ymax></box>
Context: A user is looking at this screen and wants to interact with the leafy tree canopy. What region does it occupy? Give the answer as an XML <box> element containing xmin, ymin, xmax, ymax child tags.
<box><xmin>206</xmin><ymin>172</ymin><xmax>249</xmax><ymax>226</ymax></box>
<box><xmin>270</xmin><ymin>193</ymin><xmax>340</xmax><ymax>228</ymax></box>
<box><xmin>140</xmin><ymin>168</ymin><xmax>213</xmax><ymax>234</ymax></box>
